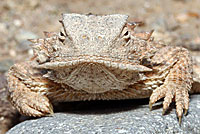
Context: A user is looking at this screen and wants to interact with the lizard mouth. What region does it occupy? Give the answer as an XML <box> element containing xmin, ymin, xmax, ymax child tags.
<box><xmin>37</xmin><ymin>56</ymin><xmax>152</xmax><ymax>72</ymax></box>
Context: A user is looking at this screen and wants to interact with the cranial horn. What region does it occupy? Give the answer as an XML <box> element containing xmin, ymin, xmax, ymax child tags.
<box><xmin>43</xmin><ymin>31</ymin><xmax>50</xmax><ymax>37</ymax></box>
<box><xmin>28</xmin><ymin>38</ymin><xmax>45</xmax><ymax>46</ymax></box>
<box><xmin>43</xmin><ymin>31</ymin><xmax>57</xmax><ymax>38</ymax></box>
<box><xmin>27</xmin><ymin>39</ymin><xmax>38</xmax><ymax>43</ymax></box>
<box><xmin>127</xmin><ymin>22</ymin><xmax>144</xmax><ymax>31</ymax></box>
<box><xmin>132</xmin><ymin>30</ymin><xmax>154</xmax><ymax>41</ymax></box>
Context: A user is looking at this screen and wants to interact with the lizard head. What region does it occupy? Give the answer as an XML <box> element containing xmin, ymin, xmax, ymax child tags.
<box><xmin>30</xmin><ymin>14</ymin><xmax>153</xmax><ymax>93</ymax></box>
<box><xmin>31</xmin><ymin>13</ymin><xmax>152</xmax><ymax>71</ymax></box>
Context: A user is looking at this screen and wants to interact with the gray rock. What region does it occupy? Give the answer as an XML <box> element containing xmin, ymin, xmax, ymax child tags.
<box><xmin>0</xmin><ymin>74</ymin><xmax>19</xmax><ymax>134</ymax></box>
<box><xmin>0</xmin><ymin>59</ymin><xmax>14</xmax><ymax>72</ymax></box>
<box><xmin>7</xmin><ymin>94</ymin><xmax>200</xmax><ymax>134</ymax></box>
<box><xmin>15</xmin><ymin>30</ymin><xmax>38</xmax><ymax>52</ymax></box>
<box><xmin>182</xmin><ymin>43</ymin><xmax>200</xmax><ymax>51</ymax></box>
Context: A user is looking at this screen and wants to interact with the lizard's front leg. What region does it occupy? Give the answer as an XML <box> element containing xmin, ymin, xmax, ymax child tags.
<box><xmin>149</xmin><ymin>46</ymin><xmax>193</xmax><ymax>123</ymax></box>
<box><xmin>7</xmin><ymin>61</ymin><xmax>57</xmax><ymax>117</ymax></box>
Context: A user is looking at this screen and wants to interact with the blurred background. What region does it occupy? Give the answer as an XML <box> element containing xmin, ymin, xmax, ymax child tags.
<box><xmin>0</xmin><ymin>0</ymin><xmax>200</xmax><ymax>72</ymax></box>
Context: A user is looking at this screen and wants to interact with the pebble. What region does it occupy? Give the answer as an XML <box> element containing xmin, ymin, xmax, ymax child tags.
<box><xmin>0</xmin><ymin>59</ymin><xmax>14</xmax><ymax>72</ymax></box>
<box><xmin>176</xmin><ymin>13</ymin><xmax>189</xmax><ymax>23</ymax></box>
<box><xmin>0</xmin><ymin>23</ymin><xmax>8</xmax><ymax>34</ymax></box>
<box><xmin>13</xmin><ymin>20</ymin><xmax>22</xmax><ymax>27</ymax></box>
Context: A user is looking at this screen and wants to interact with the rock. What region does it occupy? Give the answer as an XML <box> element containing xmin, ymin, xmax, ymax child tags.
<box><xmin>0</xmin><ymin>23</ymin><xmax>8</xmax><ymax>34</ymax></box>
<box><xmin>0</xmin><ymin>74</ymin><xmax>7</xmax><ymax>89</ymax></box>
<box><xmin>28</xmin><ymin>0</ymin><xmax>40</xmax><ymax>9</ymax></box>
<box><xmin>176</xmin><ymin>12</ymin><xmax>200</xmax><ymax>23</ymax></box>
<box><xmin>15</xmin><ymin>30</ymin><xmax>38</xmax><ymax>52</ymax></box>
<box><xmin>182</xmin><ymin>43</ymin><xmax>200</xmax><ymax>51</ymax></box>
<box><xmin>189</xmin><ymin>37</ymin><xmax>200</xmax><ymax>51</ymax></box>
<box><xmin>0</xmin><ymin>74</ymin><xmax>19</xmax><ymax>134</ymax></box>
<box><xmin>175</xmin><ymin>13</ymin><xmax>189</xmax><ymax>23</ymax></box>
<box><xmin>7</xmin><ymin>94</ymin><xmax>200</xmax><ymax>134</ymax></box>
<box><xmin>13</xmin><ymin>19</ymin><xmax>22</xmax><ymax>27</ymax></box>
<box><xmin>0</xmin><ymin>59</ymin><xmax>14</xmax><ymax>73</ymax></box>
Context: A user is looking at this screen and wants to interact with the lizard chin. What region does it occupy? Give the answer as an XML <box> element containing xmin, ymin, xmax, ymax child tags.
<box><xmin>65</xmin><ymin>63</ymin><xmax>129</xmax><ymax>93</ymax></box>
<box><xmin>41</xmin><ymin>59</ymin><xmax>149</xmax><ymax>93</ymax></box>
<box><xmin>62</xmin><ymin>63</ymin><xmax>142</xmax><ymax>93</ymax></box>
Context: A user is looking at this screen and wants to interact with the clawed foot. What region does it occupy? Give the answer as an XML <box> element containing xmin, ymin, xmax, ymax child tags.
<box><xmin>149</xmin><ymin>83</ymin><xmax>189</xmax><ymax>124</ymax></box>
<box><xmin>10</xmin><ymin>91</ymin><xmax>54</xmax><ymax>117</ymax></box>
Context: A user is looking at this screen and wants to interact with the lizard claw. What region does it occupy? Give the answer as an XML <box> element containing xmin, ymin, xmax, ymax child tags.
<box><xmin>10</xmin><ymin>91</ymin><xmax>54</xmax><ymax>117</ymax></box>
<box><xmin>178</xmin><ymin>116</ymin><xmax>182</xmax><ymax>126</ymax></box>
<box><xmin>149</xmin><ymin>77</ymin><xmax>190</xmax><ymax>124</ymax></box>
<box><xmin>149</xmin><ymin>102</ymin><xmax>153</xmax><ymax>111</ymax></box>
<box><xmin>184</xmin><ymin>109</ymin><xmax>188</xmax><ymax>116</ymax></box>
<box><xmin>162</xmin><ymin>108</ymin><xmax>167</xmax><ymax>115</ymax></box>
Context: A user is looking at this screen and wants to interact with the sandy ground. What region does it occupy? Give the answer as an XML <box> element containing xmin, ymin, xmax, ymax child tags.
<box><xmin>0</xmin><ymin>0</ymin><xmax>200</xmax><ymax>64</ymax></box>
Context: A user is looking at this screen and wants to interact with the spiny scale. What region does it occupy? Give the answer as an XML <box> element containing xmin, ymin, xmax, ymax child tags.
<box><xmin>6</xmin><ymin>14</ymin><xmax>198</xmax><ymax>125</ymax></box>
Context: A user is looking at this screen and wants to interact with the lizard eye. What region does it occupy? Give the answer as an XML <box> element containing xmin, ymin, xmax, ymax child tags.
<box><xmin>121</xmin><ymin>27</ymin><xmax>129</xmax><ymax>37</ymax></box>
<box><xmin>60</xmin><ymin>31</ymin><xmax>65</xmax><ymax>36</ymax></box>
<box><xmin>121</xmin><ymin>27</ymin><xmax>130</xmax><ymax>42</ymax></box>
<box><xmin>58</xmin><ymin>28</ymin><xmax>66</xmax><ymax>43</ymax></box>
<box><xmin>124</xmin><ymin>31</ymin><xmax>129</xmax><ymax>36</ymax></box>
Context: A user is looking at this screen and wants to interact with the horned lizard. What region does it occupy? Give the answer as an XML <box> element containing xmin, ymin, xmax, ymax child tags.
<box><xmin>4</xmin><ymin>13</ymin><xmax>200</xmax><ymax>129</ymax></box>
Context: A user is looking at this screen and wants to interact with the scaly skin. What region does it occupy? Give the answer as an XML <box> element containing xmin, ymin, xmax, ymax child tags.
<box><xmin>4</xmin><ymin>14</ymin><xmax>200</xmax><ymax>128</ymax></box>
